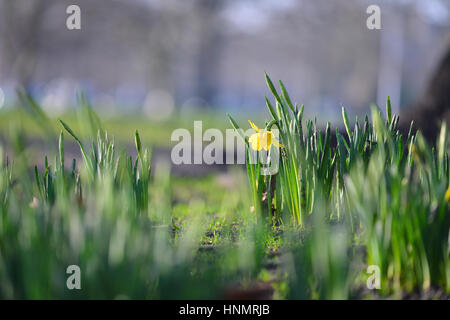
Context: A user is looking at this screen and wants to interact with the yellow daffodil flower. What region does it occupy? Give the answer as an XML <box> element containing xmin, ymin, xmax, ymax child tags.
<box><xmin>445</xmin><ymin>186</ymin><xmax>450</xmax><ymax>203</ymax></box>
<box><xmin>248</xmin><ymin>120</ymin><xmax>284</xmax><ymax>151</ymax></box>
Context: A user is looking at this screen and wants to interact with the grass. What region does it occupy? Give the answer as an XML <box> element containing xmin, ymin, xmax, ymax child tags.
<box><xmin>0</xmin><ymin>79</ymin><xmax>449</xmax><ymax>299</ymax></box>
<box><xmin>0</xmin><ymin>95</ymin><xmax>265</xmax><ymax>149</ymax></box>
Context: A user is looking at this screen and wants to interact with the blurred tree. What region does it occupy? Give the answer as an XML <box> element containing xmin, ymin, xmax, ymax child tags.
<box><xmin>192</xmin><ymin>0</ymin><xmax>226</xmax><ymax>108</ymax></box>
<box><xmin>0</xmin><ymin>0</ymin><xmax>49</xmax><ymax>90</ymax></box>
<box><xmin>400</xmin><ymin>45</ymin><xmax>450</xmax><ymax>142</ymax></box>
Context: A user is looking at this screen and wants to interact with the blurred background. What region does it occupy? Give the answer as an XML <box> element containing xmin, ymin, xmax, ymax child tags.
<box><xmin>0</xmin><ymin>0</ymin><xmax>449</xmax><ymax>129</ymax></box>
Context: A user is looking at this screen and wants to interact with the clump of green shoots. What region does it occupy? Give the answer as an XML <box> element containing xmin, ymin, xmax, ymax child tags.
<box><xmin>346</xmin><ymin>118</ymin><xmax>450</xmax><ymax>294</ymax></box>
<box><xmin>228</xmin><ymin>74</ymin><xmax>450</xmax><ymax>295</ymax></box>
<box><xmin>0</xmin><ymin>94</ymin><xmax>266</xmax><ymax>299</ymax></box>
<box><xmin>228</xmin><ymin>75</ymin><xmax>416</xmax><ymax>227</ymax></box>
<box><xmin>33</xmin><ymin>116</ymin><xmax>151</xmax><ymax>213</ymax></box>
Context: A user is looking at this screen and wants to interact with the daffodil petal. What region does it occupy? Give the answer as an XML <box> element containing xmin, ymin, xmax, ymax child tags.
<box><xmin>248</xmin><ymin>120</ymin><xmax>260</xmax><ymax>132</ymax></box>
<box><xmin>249</xmin><ymin>133</ymin><xmax>262</xmax><ymax>151</ymax></box>
<box><xmin>272</xmin><ymin>138</ymin><xmax>284</xmax><ymax>148</ymax></box>
<box><xmin>253</xmin><ymin>139</ymin><xmax>263</xmax><ymax>151</ymax></box>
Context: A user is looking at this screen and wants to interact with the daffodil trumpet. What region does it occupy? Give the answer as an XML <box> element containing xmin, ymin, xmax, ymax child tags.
<box><xmin>248</xmin><ymin>120</ymin><xmax>284</xmax><ymax>152</ymax></box>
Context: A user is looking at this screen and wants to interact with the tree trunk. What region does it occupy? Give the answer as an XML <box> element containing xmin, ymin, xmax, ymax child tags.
<box><xmin>399</xmin><ymin>45</ymin><xmax>450</xmax><ymax>142</ymax></box>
